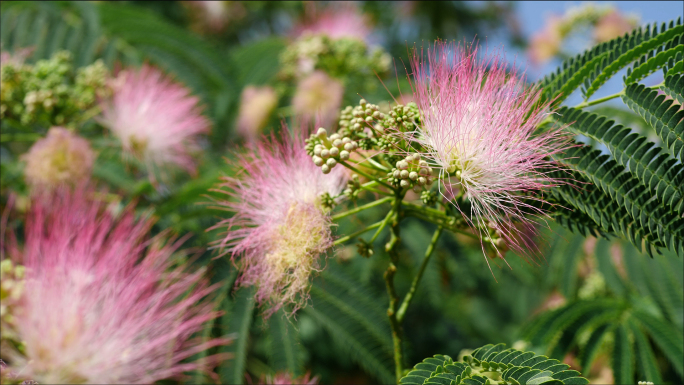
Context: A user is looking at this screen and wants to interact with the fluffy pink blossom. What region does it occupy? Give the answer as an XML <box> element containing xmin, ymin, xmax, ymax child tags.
<box><xmin>22</xmin><ymin>127</ymin><xmax>95</xmax><ymax>191</ymax></box>
<box><xmin>237</xmin><ymin>86</ymin><xmax>279</xmax><ymax>143</ymax></box>
<box><xmin>212</xmin><ymin>128</ymin><xmax>347</xmax><ymax>316</ymax></box>
<box><xmin>2</xmin><ymin>187</ymin><xmax>228</xmax><ymax>384</ymax></box>
<box><xmin>292</xmin><ymin>71</ymin><xmax>344</xmax><ymax>128</ymax></box>
<box><xmin>99</xmin><ymin>65</ymin><xmax>210</xmax><ymax>177</ymax></box>
<box><xmin>292</xmin><ymin>2</ymin><xmax>372</xmax><ymax>42</ymax></box>
<box><xmin>406</xmin><ymin>42</ymin><xmax>571</xmax><ymax>258</ymax></box>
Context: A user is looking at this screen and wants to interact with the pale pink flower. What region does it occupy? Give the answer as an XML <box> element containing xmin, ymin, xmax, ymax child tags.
<box><xmin>2</xmin><ymin>187</ymin><xmax>228</xmax><ymax>384</ymax></box>
<box><xmin>527</xmin><ymin>15</ymin><xmax>562</xmax><ymax>66</ymax></box>
<box><xmin>99</xmin><ymin>65</ymin><xmax>210</xmax><ymax>177</ymax></box>
<box><xmin>22</xmin><ymin>127</ymin><xmax>95</xmax><ymax>191</ymax></box>
<box><xmin>212</xmin><ymin>129</ymin><xmax>347</xmax><ymax>316</ymax></box>
<box><xmin>292</xmin><ymin>2</ymin><xmax>372</xmax><ymax>42</ymax></box>
<box><xmin>292</xmin><ymin>71</ymin><xmax>344</xmax><ymax>128</ymax></box>
<box><xmin>0</xmin><ymin>47</ymin><xmax>33</xmax><ymax>67</ymax></box>
<box><xmin>237</xmin><ymin>86</ymin><xmax>278</xmax><ymax>143</ymax></box>
<box><xmin>593</xmin><ymin>10</ymin><xmax>638</xmax><ymax>43</ymax></box>
<box><xmin>406</xmin><ymin>42</ymin><xmax>571</xmax><ymax>257</ymax></box>
<box><xmin>264</xmin><ymin>372</ymin><xmax>319</xmax><ymax>385</ymax></box>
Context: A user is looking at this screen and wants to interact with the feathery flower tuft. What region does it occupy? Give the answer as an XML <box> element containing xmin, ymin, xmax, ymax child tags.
<box><xmin>212</xmin><ymin>128</ymin><xmax>347</xmax><ymax>316</ymax></box>
<box><xmin>1</xmin><ymin>187</ymin><xmax>228</xmax><ymax>384</ymax></box>
<box><xmin>292</xmin><ymin>71</ymin><xmax>344</xmax><ymax>128</ymax></box>
<box><xmin>237</xmin><ymin>85</ymin><xmax>278</xmax><ymax>143</ymax></box>
<box><xmin>406</xmin><ymin>42</ymin><xmax>571</xmax><ymax>257</ymax></box>
<box><xmin>99</xmin><ymin>65</ymin><xmax>210</xmax><ymax>177</ymax></box>
<box><xmin>22</xmin><ymin>127</ymin><xmax>95</xmax><ymax>190</ymax></box>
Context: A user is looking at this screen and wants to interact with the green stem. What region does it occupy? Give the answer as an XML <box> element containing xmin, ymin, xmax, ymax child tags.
<box><xmin>339</xmin><ymin>160</ymin><xmax>393</xmax><ymax>190</ymax></box>
<box><xmin>396</xmin><ymin>226</ymin><xmax>443</xmax><ymax>323</ymax></box>
<box><xmin>401</xmin><ymin>201</ymin><xmax>478</xmax><ymax>240</ymax></box>
<box><xmin>384</xmin><ymin>192</ymin><xmax>405</xmax><ymax>382</ymax></box>
<box><xmin>369</xmin><ymin>206</ymin><xmax>396</xmax><ymax>244</ymax></box>
<box><xmin>332</xmin><ymin>220</ymin><xmax>383</xmax><ymax>245</ymax></box>
<box><xmin>574</xmin><ymin>90</ymin><xmax>625</xmax><ymax>108</ymax></box>
<box><xmin>331</xmin><ymin>196</ymin><xmax>393</xmax><ymax>221</ymax></box>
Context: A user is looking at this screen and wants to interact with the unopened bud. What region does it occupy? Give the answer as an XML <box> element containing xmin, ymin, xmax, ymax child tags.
<box><xmin>329</xmin><ymin>147</ymin><xmax>340</xmax><ymax>157</ymax></box>
<box><xmin>321</xmin><ymin>164</ymin><xmax>331</xmax><ymax>174</ymax></box>
<box><xmin>321</xmin><ymin>149</ymin><xmax>330</xmax><ymax>159</ymax></box>
<box><xmin>314</xmin><ymin>147</ymin><xmax>322</xmax><ymax>156</ymax></box>
<box><xmin>409</xmin><ymin>171</ymin><xmax>418</xmax><ymax>180</ymax></box>
<box><xmin>316</xmin><ymin>127</ymin><xmax>327</xmax><ymax>138</ymax></box>
<box><xmin>397</xmin><ymin>161</ymin><xmax>408</xmax><ymax>170</ymax></box>
<box><xmin>330</xmin><ymin>133</ymin><xmax>341</xmax><ymax>141</ymax></box>
<box><xmin>413</xmin><ymin>185</ymin><xmax>422</xmax><ymax>193</ymax></box>
<box><xmin>400</xmin><ymin>170</ymin><xmax>409</xmax><ymax>179</ymax></box>
<box><xmin>400</xmin><ymin>180</ymin><xmax>410</xmax><ymax>188</ymax></box>
<box><xmin>333</xmin><ymin>139</ymin><xmax>343</xmax><ymax>148</ymax></box>
<box><xmin>344</xmin><ymin>143</ymin><xmax>354</xmax><ymax>151</ymax></box>
<box><xmin>313</xmin><ymin>156</ymin><xmax>324</xmax><ymax>166</ymax></box>
<box><xmin>419</xmin><ymin>168</ymin><xmax>428</xmax><ymax>175</ymax></box>
<box><xmin>342</xmin><ymin>137</ymin><xmax>351</xmax><ymax>144</ymax></box>
<box><xmin>340</xmin><ymin>150</ymin><xmax>350</xmax><ymax>160</ymax></box>
<box><xmin>393</xmin><ymin>170</ymin><xmax>401</xmax><ymax>178</ymax></box>
<box><xmin>417</xmin><ymin>177</ymin><xmax>426</xmax><ymax>185</ymax></box>
<box><xmin>327</xmin><ymin>158</ymin><xmax>337</xmax><ymax>168</ymax></box>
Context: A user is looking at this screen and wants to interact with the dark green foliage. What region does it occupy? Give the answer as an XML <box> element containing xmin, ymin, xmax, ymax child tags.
<box><xmin>622</xmin><ymin>82</ymin><xmax>684</xmax><ymax>160</ymax></box>
<box><xmin>662</xmin><ymin>73</ymin><xmax>684</xmax><ymax>105</ymax></box>
<box><xmin>219</xmin><ymin>287</ymin><xmax>256</xmax><ymax>385</ymax></box>
<box><xmin>582</xmin><ymin>20</ymin><xmax>683</xmax><ymax>99</ymax></box>
<box><xmin>538</xmin><ymin>17</ymin><xmax>682</xmax><ymax>105</ymax></box>
<box><xmin>523</xmin><ymin>241</ymin><xmax>684</xmax><ymax>383</ymax></box>
<box><xmin>400</xmin><ymin>344</ymin><xmax>588</xmax><ymax>385</ymax></box>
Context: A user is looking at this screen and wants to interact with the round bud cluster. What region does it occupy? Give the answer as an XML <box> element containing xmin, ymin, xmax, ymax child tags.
<box><xmin>380</xmin><ymin>102</ymin><xmax>421</xmax><ymax>133</ymax></box>
<box><xmin>421</xmin><ymin>190</ymin><xmax>438</xmax><ymax>206</ymax></box>
<box><xmin>387</xmin><ymin>153</ymin><xmax>434</xmax><ymax>192</ymax></box>
<box><xmin>310</xmin><ymin>127</ymin><xmax>359</xmax><ymax>174</ymax></box>
<box><xmin>356</xmin><ymin>239</ymin><xmax>374</xmax><ymax>258</ymax></box>
<box><xmin>343</xmin><ymin>174</ymin><xmax>361</xmax><ymax>201</ymax></box>
<box><xmin>338</xmin><ymin>98</ymin><xmax>385</xmax><ymax>138</ymax></box>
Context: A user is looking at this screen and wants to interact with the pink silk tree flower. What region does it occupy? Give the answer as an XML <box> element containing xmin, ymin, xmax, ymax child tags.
<box><xmin>2</xmin><ymin>187</ymin><xmax>228</xmax><ymax>384</ymax></box>
<box><xmin>237</xmin><ymin>86</ymin><xmax>279</xmax><ymax>143</ymax></box>
<box><xmin>292</xmin><ymin>71</ymin><xmax>344</xmax><ymax>128</ymax></box>
<box><xmin>99</xmin><ymin>65</ymin><xmax>210</xmax><ymax>178</ymax></box>
<box><xmin>406</xmin><ymin>42</ymin><xmax>571</xmax><ymax>258</ymax></box>
<box><xmin>527</xmin><ymin>15</ymin><xmax>563</xmax><ymax>66</ymax></box>
<box><xmin>292</xmin><ymin>2</ymin><xmax>372</xmax><ymax>43</ymax></box>
<box><xmin>22</xmin><ymin>127</ymin><xmax>95</xmax><ymax>191</ymax></box>
<box><xmin>212</xmin><ymin>129</ymin><xmax>347</xmax><ymax>317</ymax></box>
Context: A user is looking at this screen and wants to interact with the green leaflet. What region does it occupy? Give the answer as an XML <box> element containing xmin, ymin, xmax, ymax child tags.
<box><xmin>219</xmin><ymin>287</ymin><xmax>256</xmax><ymax>385</ymax></box>
<box><xmin>558</xmin><ymin>145</ymin><xmax>683</xmax><ymax>254</ymax></box>
<box><xmin>624</xmin><ymin>44</ymin><xmax>683</xmax><ymax>85</ymax></box>
<box><xmin>400</xmin><ymin>344</ymin><xmax>588</xmax><ymax>385</ymax></box>
<box><xmin>539</xmin><ymin>18</ymin><xmax>682</xmax><ymax>105</ymax></box>
<box><xmin>612</xmin><ymin>324</ymin><xmax>635</xmax><ymax>385</ymax></box>
<box><xmin>582</xmin><ymin>21</ymin><xmax>683</xmax><ymax>100</ymax></box>
<box><xmin>555</xmin><ymin>106</ymin><xmax>684</xmax><ymax>216</ymax></box>
<box><xmin>267</xmin><ymin>309</ymin><xmax>304</xmax><ymax>376</ymax></box>
<box><xmin>622</xmin><ymin>82</ymin><xmax>684</xmax><ymax>160</ymax></box>
<box><xmin>662</xmin><ymin>73</ymin><xmax>684</xmax><ymax>105</ymax></box>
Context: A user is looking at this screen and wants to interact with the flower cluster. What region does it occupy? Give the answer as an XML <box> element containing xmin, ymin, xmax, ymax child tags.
<box><xmin>213</xmin><ymin>129</ymin><xmax>347</xmax><ymax>316</ymax></box>
<box><xmin>1</xmin><ymin>187</ymin><xmax>228</xmax><ymax>384</ymax></box>
<box><xmin>22</xmin><ymin>127</ymin><xmax>95</xmax><ymax>191</ymax></box>
<box><xmin>99</xmin><ymin>65</ymin><xmax>210</xmax><ymax>177</ymax></box>
<box><xmin>406</xmin><ymin>42</ymin><xmax>570</xmax><ymax>254</ymax></box>
<box><xmin>279</xmin><ymin>34</ymin><xmax>390</xmax><ymax>82</ymax></box>
<box><xmin>0</xmin><ymin>50</ymin><xmax>109</xmax><ymax>126</ymax></box>
<box><xmin>291</xmin><ymin>3</ymin><xmax>372</xmax><ymax>43</ymax></box>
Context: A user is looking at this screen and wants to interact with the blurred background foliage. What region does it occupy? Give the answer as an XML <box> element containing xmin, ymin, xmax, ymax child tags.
<box><xmin>1</xmin><ymin>1</ymin><xmax>681</xmax><ymax>384</ymax></box>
